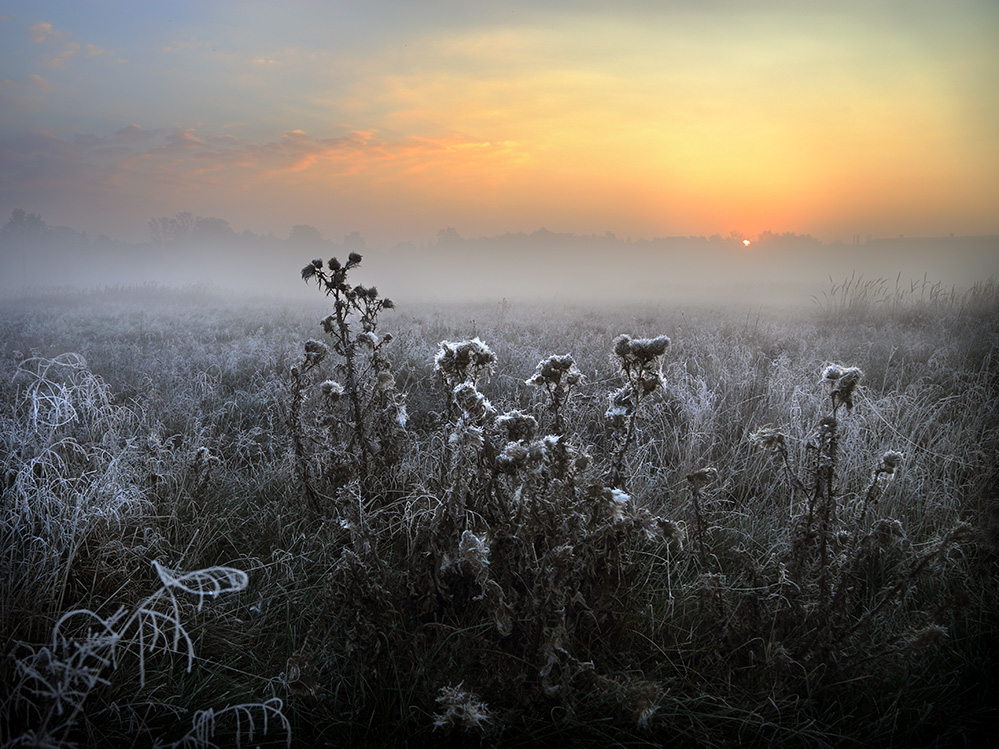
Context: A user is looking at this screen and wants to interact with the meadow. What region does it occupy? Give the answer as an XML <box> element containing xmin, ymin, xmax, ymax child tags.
<box><xmin>1</xmin><ymin>264</ymin><xmax>996</xmax><ymax>747</ymax></box>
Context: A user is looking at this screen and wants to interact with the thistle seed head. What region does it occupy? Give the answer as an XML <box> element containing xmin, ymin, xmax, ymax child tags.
<box><xmin>878</xmin><ymin>449</ymin><xmax>904</xmax><ymax>475</ymax></box>
<box><xmin>495</xmin><ymin>410</ymin><xmax>538</xmax><ymax>442</ymax></box>
<box><xmin>320</xmin><ymin>380</ymin><xmax>345</xmax><ymax>399</ymax></box>
<box><xmin>613</xmin><ymin>334</ymin><xmax>670</xmax><ymax>367</ymax></box>
<box><xmin>496</xmin><ymin>440</ymin><xmax>531</xmax><ymax>471</ymax></box>
<box><xmin>434</xmin><ymin>338</ymin><xmax>496</xmax><ymax>383</ymax></box>
<box><xmin>527</xmin><ymin>354</ymin><xmax>582</xmax><ymax>389</ymax></box>
<box><xmin>820</xmin><ymin>363</ymin><xmax>863</xmax><ymax>409</ymax></box>
<box><xmin>433</xmin><ymin>684</ymin><xmax>494</xmax><ymax>733</ymax></box>
<box><xmin>452</xmin><ymin>382</ymin><xmax>494</xmax><ymax>420</ymax></box>
<box><xmin>749</xmin><ymin>426</ymin><xmax>787</xmax><ymax>452</ymax></box>
<box><xmin>905</xmin><ymin>624</ymin><xmax>948</xmax><ymax>653</ymax></box>
<box><xmin>376</xmin><ymin>370</ymin><xmax>396</xmax><ymax>391</ymax></box>
<box><xmin>819</xmin><ymin>363</ymin><xmax>844</xmax><ymax>386</ymax></box>
<box><xmin>356</xmin><ymin>331</ymin><xmax>379</xmax><ymax>348</ymax></box>
<box><xmin>458</xmin><ymin>530</ymin><xmax>490</xmax><ymax>570</ymax></box>
<box><xmin>303</xmin><ymin>339</ymin><xmax>328</xmax><ymax>366</ymax></box>
<box><xmin>655</xmin><ymin>518</ymin><xmax>684</xmax><ymax>553</ymax></box>
<box><xmin>630</xmin><ymin>335</ymin><xmax>671</xmax><ymax>361</ymax></box>
<box><xmin>686</xmin><ymin>466</ymin><xmax>718</xmax><ymax>489</ymax></box>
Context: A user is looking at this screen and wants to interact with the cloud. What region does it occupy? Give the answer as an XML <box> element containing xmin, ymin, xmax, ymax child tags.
<box><xmin>29</xmin><ymin>22</ymin><xmax>61</xmax><ymax>44</ymax></box>
<box><xmin>26</xmin><ymin>74</ymin><xmax>52</xmax><ymax>91</ymax></box>
<box><xmin>45</xmin><ymin>40</ymin><xmax>80</xmax><ymax>69</ymax></box>
<box><xmin>114</xmin><ymin>124</ymin><xmax>151</xmax><ymax>141</ymax></box>
<box><xmin>0</xmin><ymin>121</ymin><xmax>530</xmax><ymax>219</ymax></box>
<box><xmin>0</xmin><ymin>76</ymin><xmax>47</xmax><ymax>111</ymax></box>
<box><xmin>28</xmin><ymin>21</ymin><xmax>112</xmax><ymax>69</ymax></box>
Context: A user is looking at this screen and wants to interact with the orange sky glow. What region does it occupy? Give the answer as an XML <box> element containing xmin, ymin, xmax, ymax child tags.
<box><xmin>1</xmin><ymin>1</ymin><xmax>997</xmax><ymax>245</ymax></box>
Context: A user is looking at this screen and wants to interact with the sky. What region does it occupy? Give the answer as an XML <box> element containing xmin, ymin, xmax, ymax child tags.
<box><xmin>1</xmin><ymin>0</ymin><xmax>997</xmax><ymax>246</ymax></box>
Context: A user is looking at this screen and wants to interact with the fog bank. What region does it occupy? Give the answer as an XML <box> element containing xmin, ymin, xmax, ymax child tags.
<box><xmin>1</xmin><ymin>213</ymin><xmax>995</xmax><ymax>308</ymax></box>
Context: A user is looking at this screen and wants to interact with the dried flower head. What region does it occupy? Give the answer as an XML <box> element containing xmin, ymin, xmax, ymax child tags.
<box><xmin>434</xmin><ymin>338</ymin><xmax>496</xmax><ymax>384</ymax></box>
<box><xmin>303</xmin><ymin>339</ymin><xmax>328</xmax><ymax>366</ymax></box>
<box><xmin>449</xmin><ymin>421</ymin><xmax>485</xmax><ymax>451</ymax></box>
<box><xmin>320</xmin><ymin>380</ymin><xmax>345</xmax><ymax>399</ymax></box>
<box><xmin>878</xmin><ymin>449</ymin><xmax>904</xmax><ymax>474</ymax></box>
<box><xmin>905</xmin><ymin>624</ymin><xmax>948</xmax><ymax>653</ymax></box>
<box><xmin>604</xmin><ymin>487</ymin><xmax>631</xmax><ymax>522</ymax></box>
<box><xmin>356</xmin><ymin>331</ymin><xmax>379</xmax><ymax>348</ymax></box>
<box><xmin>433</xmin><ymin>684</ymin><xmax>494</xmax><ymax>734</ymax></box>
<box><xmin>496</xmin><ymin>440</ymin><xmax>531</xmax><ymax>472</ymax></box>
<box><xmin>613</xmin><ymin>334</ymin><xmax>671</xmax><ymax>368</ymax></box>
<box><xmin>820</xmin><ymin>363</ymin><xmax>863</xmax><ymax>409</ymax></box>
<box><xmin>819</xmin><ymin>363</ymin><xmax>844</xmax><ymax>386</ymax></box>
<box><xmin>526</xmin><ymin>354</ymin><xmax>583</xmax><ymax>389</ymax></box>
<box><xmin>871</xmin><ymin>518</ymin><xmax>905</xmax><ymax>547</ymax></box>
<box><xmin>458</xmin><ymin>530</ymin><xmax>490</xmax><ymax>571</ymax></box>
<box><xmin>686</xmin><ymin>466</ymin><xmax>718</xmax><ymax>489</ymax></box>
<box><xmin>376</xmin><ymin>370</ymin><xmax>396</xmax><ymax>391</ymax></box>
<box><xmin>452</xmin><ymin>382</ymin><xmax>495</xmax><ymax>421</ymax></box>
<box><xmin>749</xmin><ymin>426</ymin><xmax>787</xmax><ymax>452</ymax></box>
<box><xmin>495</xmin><ymin>410</ymin><xmax>538</xmax><ymax>442</ymax></box>
<box><xmin>655</xmin><ymin>518</ymin><xmax>684</xmax><ymax>554</ymax></box>
<box><xmin>605</xmin><ymin>384</ymin><xmax>636</xmax><ymax>426</ymax></box>
<box><xmin>630</xmin><ymin>335</ymin><xmax>671</xmax><ymax>361</ymax></box>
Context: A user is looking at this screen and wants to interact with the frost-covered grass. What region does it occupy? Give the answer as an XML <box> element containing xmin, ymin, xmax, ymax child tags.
<box><xmin>1</xmin><ymin>276</ymin><xmax>996</xmax><ymax>747</ymax></box>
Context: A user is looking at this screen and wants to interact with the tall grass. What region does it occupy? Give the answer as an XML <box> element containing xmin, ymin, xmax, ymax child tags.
<box><xmin>1</xmin><ymin>275</ymin><xmax>996</xmax><ymax>747</ymax></box>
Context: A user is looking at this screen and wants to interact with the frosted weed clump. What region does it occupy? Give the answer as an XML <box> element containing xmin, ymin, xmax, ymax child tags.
<box><xmin>4</xmin><ymin>561</ymin><xmax>289</xmax><ymax>748</ymax></box>
<box><xmin>739</xmin><ymin>359</ymin><xmax>968</xmax><ymax>679</ymax></box>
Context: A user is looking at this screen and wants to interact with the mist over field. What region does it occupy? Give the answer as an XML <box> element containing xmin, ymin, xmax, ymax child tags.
<box><xmin>1</xmin><ymin>210</ymin><xmax>996</xmax><ymax>306</ymax></box>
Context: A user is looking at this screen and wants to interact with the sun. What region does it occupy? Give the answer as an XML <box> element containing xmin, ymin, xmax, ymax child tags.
<box><xmin>743</xmin><ymin>239</ymin><xmax>751</xmax><ymax>247</ymax></box>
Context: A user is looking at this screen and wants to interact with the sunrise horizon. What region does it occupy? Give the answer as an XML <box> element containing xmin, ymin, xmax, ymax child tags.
<box><xmin>2</xmin><ymin>1</ymin><xmax>997</xmax><ymax>252</ymax></box>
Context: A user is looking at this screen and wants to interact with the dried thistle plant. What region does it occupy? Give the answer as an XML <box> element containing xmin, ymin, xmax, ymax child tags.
<box><xmin>606</xmin><ymin>334</ymin><xmax>670</xmax><ymax>488</ymax></box>
<box><xmin>294</xmin><ymin>253</ymin><xmax>405</xmax><ymax>500</ymax></box>
<box><xmin>525</xmin><ymin>353</ymin><xmax>583</xmax><ymax>434</ymax></box>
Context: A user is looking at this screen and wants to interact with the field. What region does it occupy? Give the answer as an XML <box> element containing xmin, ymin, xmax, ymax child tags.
<box><xmin>1</xmin><ymin>265</ymin><xmax>997</xmax><ymax>748</ymax></box>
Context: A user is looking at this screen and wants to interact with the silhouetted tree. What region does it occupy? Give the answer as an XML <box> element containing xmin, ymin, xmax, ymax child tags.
<box><xmin>191</xmin><ymin>216</ymin><xmax>235</xmax><ymax>243</ymax></box>
<box><xmin>149</xmin><ymin>212</ymin><xmax>196</xmax><ymax>244</ymax></box>
<box><xmin>2</xmin><ymin>209</ymin><xmax>47</xmax><ymax>243</ymax></box>
<box><xmin>2</xmin><ymin>209</ymin><xmax>47</xmax><ymax>287</ymax></box>
<box><xmin>290</xmin><ymin>224</ymin><xmax>325</xmax><ymax>245</ymax></box>
<box><xmin>342</xmin><ymin>230</ymin><xmax>365</xmax><ymax>250</ymax></box>
<box><xmin>436</xmin><ymin>226</ymin><xmax>461</xmax><ymax>246</ymax></box>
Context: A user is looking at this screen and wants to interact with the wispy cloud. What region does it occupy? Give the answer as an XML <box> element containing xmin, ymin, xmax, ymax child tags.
<box><xmin>28</xmin><ymin>20</ymin><xmax>113</xmax><ymax>69</ymax></box>
<box><xmin>29</xmin><ymin>21</ymin><xmax>61</xmax><ymax>44</ymax></box>
<box><xmin>1</xmin><ymin>123</ymin><xmax>528</xmax><ymax>202</ymax></box>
